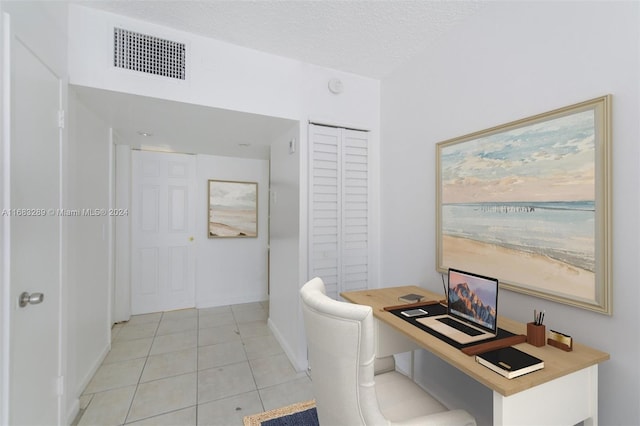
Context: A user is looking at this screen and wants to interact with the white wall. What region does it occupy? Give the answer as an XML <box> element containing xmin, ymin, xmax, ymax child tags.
<box><xmin>66</xmin><ymin>89</ymin><xmax>112</xmax><ymax>423</ymax></box>
<box><xmin>195</xmin><ymin>154</ymin><xmax>270</xmax><ymax>306</ymax></box>
<box><xmin>268</xmin><ymin>125</ymin><xmax>303</xmax><ymax>368</ymax></box>
<box><xmin>68</xmin><ymin>4</ymin><xmax>301</xmax><ymax>122</ymax></box>
<box><xmin>381</xmin><ymin>2</ymin><xmax>639</xmax><ymax>424</ymax></box>
<box><xmin>67</xmin><ymin>4</ymin><xmax>381</xmax><ymax>373</ymax></box>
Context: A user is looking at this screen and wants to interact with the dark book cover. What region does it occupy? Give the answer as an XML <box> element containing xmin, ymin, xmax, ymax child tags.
<box><xmin>398</xmin><ymin>293</ymin><xmax>424</xmax><ymax>303</ymax></box>
<box><xmin>476</xmin><ymin>346</ymin><xmax>544</xmax><ymax>379</ymax></box>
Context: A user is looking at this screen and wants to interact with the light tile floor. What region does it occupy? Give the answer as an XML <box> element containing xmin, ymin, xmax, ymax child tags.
<box><xmin>73</xmin><ymin>302</ymin><xmax>313</xmax><ymax>426</ymax></box>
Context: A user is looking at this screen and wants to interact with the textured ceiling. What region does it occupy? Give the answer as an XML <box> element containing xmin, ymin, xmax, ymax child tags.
<box><xmin>77</xmin><ymin>0</ymin><xmax>483</xmax><ymax>78</ymax></box>
<box><xmin>72</xmin><ymin>1</ymin><xmax>484</xmax><ymax>159</ymax></box>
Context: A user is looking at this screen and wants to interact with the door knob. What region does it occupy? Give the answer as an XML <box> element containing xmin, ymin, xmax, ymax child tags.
<box><xmin>18</xmin><ymin>292</ymin><xmax>44</xmax><ymax>308</ymax></box>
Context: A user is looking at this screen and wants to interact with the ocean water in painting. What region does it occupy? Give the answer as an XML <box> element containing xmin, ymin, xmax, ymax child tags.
<box><xmin>442</xmin><ymin>201</ymin><xmax>595</xmax><ymax>272</ymax></box>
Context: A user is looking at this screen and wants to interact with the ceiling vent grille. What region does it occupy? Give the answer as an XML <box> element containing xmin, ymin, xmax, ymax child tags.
<box><xmin>113</xmin><ymin>27</ymin><xmax>185</xmax><ymax>80</ymax></box>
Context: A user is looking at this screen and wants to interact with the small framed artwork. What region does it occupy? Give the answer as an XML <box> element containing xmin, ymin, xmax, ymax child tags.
<box><xmin>208</xmin><ymin>180</ymin><xmax>258</xmax><ymax>238</ymax></box>
<box><xmin>436</xmin><ymin>95</ymin><xmax>612</xmax><ymax>314</ymax></box>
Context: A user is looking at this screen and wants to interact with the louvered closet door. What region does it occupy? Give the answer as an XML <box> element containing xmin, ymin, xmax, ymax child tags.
<box><xmin>341</xmin><ymin>130</ymin><xmax>369</xmax><ymax>292</ymax></box>
<box><xmin>309</xmin><ymin>124</ymin><xmax>369</xmax><ymax>300</ymax></box>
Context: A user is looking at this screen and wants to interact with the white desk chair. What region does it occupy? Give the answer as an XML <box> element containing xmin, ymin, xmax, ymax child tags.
<box><xmin>300</xmin><ymin>277</ymin><xmax>477</xmax><ymax>426</ymax></box>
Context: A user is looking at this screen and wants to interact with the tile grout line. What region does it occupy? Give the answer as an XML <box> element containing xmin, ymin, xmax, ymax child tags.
<box><xmin>237</xmin><ymin>307</ymin><xmax>267</xmax><ymax>415</ymax></box>
<box><xmin>122</xmin><ymin>312</ymin><xmax>162</xmax><ymax>425</ymax></box>
<box><xmin>74</xmin><ymin>320</ymin><xmax>154</xmax><ymax>426</ymax></box>
<box><xmin>79</xmin><ymin>304</ymin><xmax>296</xmax><ymax>425</ymax></box>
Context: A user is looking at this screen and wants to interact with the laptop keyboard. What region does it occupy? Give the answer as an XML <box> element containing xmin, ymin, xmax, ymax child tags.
<box><xmin>437</xmin><ymin>317</ymin><xmax>484</xmax><ymax>336</ymax></box>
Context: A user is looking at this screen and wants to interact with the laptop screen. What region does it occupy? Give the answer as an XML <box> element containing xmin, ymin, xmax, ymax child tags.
<box><xmin>447</xmin><ymin>268</ymin><xmax>499</xmax><ymax>333</ymax></box>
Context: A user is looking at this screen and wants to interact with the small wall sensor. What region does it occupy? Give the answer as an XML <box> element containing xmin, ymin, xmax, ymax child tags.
<box><xmin>328</xmin><ymin>78</ymin><xmax>344</xmax><ymax>94</ymax></box>
<box><xmin>289</xmin><ymin>139</ymin><xmax>296</xmax><ymax>154</ymax></box>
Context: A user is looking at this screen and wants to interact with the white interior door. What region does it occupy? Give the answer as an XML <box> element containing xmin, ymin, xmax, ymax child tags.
<box><xmin>131</xmin><ymin>150</ymin><xmax>196</xmax><ymax>314</ymax></box>
<box><xmin>4</xmin><ymin>15</ymin><xmax>63</xmax><ymax>425</ymax></box>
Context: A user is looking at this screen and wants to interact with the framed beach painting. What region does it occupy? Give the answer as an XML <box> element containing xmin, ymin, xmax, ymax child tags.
<box><xmin>436</xmin><ymin>95</ymin><xmax>612</xmax><ymax>314</ymax></box>
<box><xmin>208</xmin><ymin>180</ymin><xmax>258</xmax><ymax>238</ymax></box>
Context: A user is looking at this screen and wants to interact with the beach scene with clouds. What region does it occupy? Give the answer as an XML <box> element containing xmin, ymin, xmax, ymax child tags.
<box><xmin>440</xmin><ymin>109</ymin><xmax>597</xmax><ymax>301</ymax></box>
<box><xmin>208</xmin><ymin>181</ymin><xmax>257</xmax><ymax>237</ymax></box>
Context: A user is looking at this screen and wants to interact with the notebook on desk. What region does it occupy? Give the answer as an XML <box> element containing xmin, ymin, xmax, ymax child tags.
<box><xmin>417</xmin><ymin>268</ymin><xmax>499</xmax><ymax>345</ymax></box>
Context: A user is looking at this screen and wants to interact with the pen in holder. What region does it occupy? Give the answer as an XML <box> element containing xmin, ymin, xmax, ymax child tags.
<box><xmin>527</xmin><ymin>322</ymin><xmax>546</xmax><ymax>347</ymax></box>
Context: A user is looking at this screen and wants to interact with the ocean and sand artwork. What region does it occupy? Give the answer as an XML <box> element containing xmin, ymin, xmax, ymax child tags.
<box><xmin>438</xmin><ymin>108</ymin><xmax>599</xmax><ymax>303</ymax></box>
<box><xmin>208</xmin><ymin>180</ymin><xmax>257</xmax><ymax>238</ymax></box>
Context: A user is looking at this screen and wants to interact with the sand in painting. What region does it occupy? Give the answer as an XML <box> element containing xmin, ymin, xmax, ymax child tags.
<box><xmin>209</xmin><ymin>209</ymin><xmax>256</xmax><ymax>237</ymax></box>
<box><xmin>443</xmin><ymin>235</ymin><xmax>595</xmax><ymax>301</ymax></box>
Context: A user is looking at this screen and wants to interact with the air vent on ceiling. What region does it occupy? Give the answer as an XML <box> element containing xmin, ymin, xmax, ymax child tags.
<box><xmin>113</xmin><ymin>27</ymin><xmax>185</xmax><ymax>80</ymax></box>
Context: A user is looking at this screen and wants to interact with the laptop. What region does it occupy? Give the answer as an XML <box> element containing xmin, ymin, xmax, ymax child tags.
<box><xmin>417</xmin><ymin>268</ymin><xmax>499</xmax><ymax>344</ymax></box>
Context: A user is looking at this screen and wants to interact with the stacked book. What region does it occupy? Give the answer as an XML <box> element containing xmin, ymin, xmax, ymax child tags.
<box><xmin>398</xmin><ymin>293</ymin><xmax>424</xmax><ymax>303</ymax></box>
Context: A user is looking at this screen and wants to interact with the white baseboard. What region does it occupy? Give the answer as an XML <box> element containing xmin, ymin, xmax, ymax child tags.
<box><xmin>66</xmin><ymin>397</ymin><xmax>80</xmax><ymax>425</ymax></box>
<box><xmin>197</xmin><ymin>293</ymin><xmax>268</xmax><ymax>309</ymax></box>
<box><xmin>268</xmin><ymin>318</ymin><xmax>307</xmax><ymax>372</ymax></box>
<box><xmin>65</xmin><ymin>341</ymin><xmax>109</xmax><ymax>425</ymax></box>
<box><xmin>75</xmin><ymin>342</ymin><xmax>110</xmax><ymax>400</ymax></box>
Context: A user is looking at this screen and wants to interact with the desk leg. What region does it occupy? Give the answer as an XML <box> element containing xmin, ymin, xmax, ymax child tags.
<box><xmin>493</xmin><ymin>365</ymin><xmax>598</xmax><ymax>426</ymax></box>
<box><xmin>374</xmin><ymin>319</ymin><xmax>419</xmax><ymax>357</ymax></box>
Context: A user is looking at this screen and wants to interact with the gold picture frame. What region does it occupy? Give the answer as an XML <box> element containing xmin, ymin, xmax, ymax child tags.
<box><xmin>208</xmin><ymin>180</ymin><xmax>258</xmax><ymax>238</ymax></box>
<box><xmin>436</xmin><ymin>95</ymin><xmax>612</xmax><ymax>314</ymax></box>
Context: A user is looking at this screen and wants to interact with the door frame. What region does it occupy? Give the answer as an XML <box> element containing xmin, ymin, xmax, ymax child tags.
<box><xmin>1</xmin><ymin>11</ymin><xmax>9</xmax><ymax>424</ymax></box>
<box><xmin>113</xmin><ymin>143</ymin><xmax>132</xmax><ymax>323</ymax></box>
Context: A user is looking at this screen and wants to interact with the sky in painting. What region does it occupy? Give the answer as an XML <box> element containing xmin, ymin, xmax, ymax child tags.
<box><xmin>209</xmin><ymin>181</ymin><xmax>256</xmax><ymax>209</ymax></box>
<box><xmin>441</xmin><ymin>110</ymin><xmax>596</xmax><ymax>203</ymax></box>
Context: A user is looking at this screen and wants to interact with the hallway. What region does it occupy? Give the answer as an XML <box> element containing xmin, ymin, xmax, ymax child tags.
<box><xmin>73</xmin><ymin>302</ymin><xmax>313</xmax><ymax>425</ymax></box>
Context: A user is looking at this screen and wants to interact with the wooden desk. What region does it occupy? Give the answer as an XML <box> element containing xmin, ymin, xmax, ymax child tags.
<box><xmin>342</xmin><ymin>286</ymin><xmax>610</xmax><ymax>426</ymax></box>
